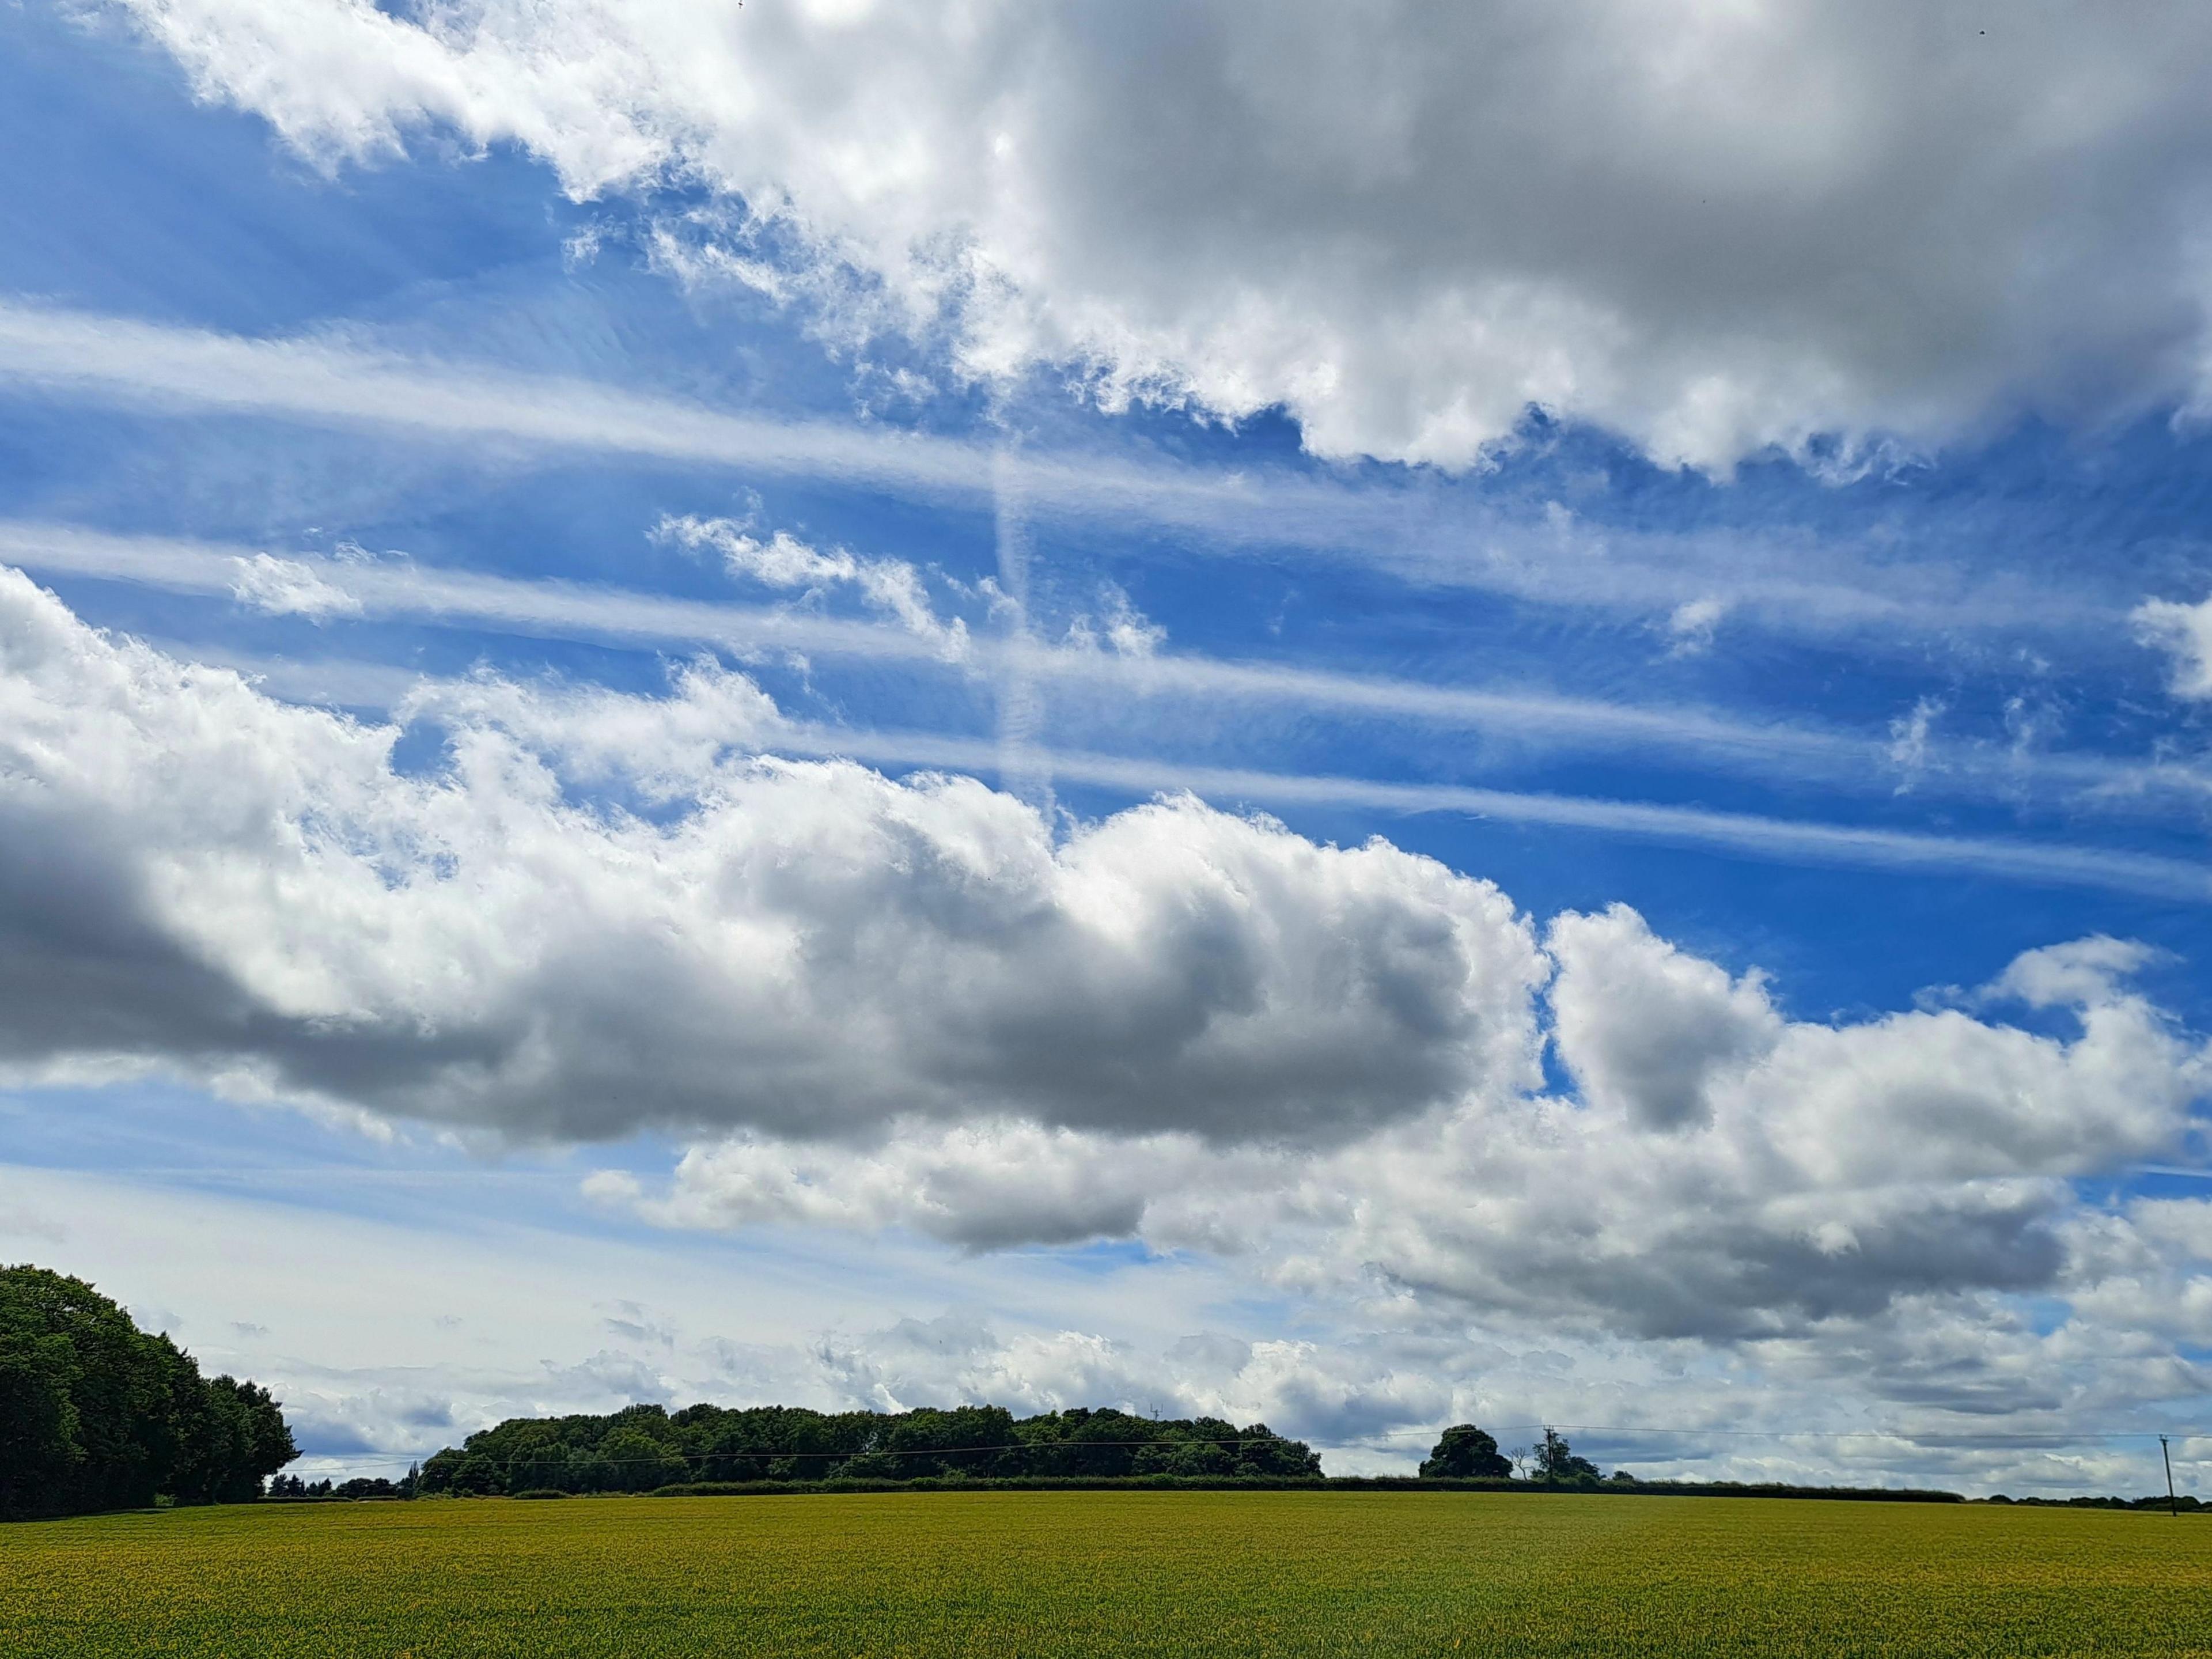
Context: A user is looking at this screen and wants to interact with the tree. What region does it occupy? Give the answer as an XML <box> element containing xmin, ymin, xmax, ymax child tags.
<box><xmin>0</xmin><ymin>1264</ymin><xmax>298</xmax><ymax>1518</ymax></box>
<box><xmin>0</xmin><ymin>1320</ymin><xmax>82</xmax><ymax>1518</ymax></box>
<box><xmin>1532</xmin><ymin>1426</ymin><xmax>1601</xmax><ymax>1484</ymax></box>
<box><xmin>597</xmin><ymin>1425</ymin><xmax>688</xmax><ymax>1491</ymax></box>
<box><xmin>417</xmin><ymin>1400</ymin><xmax>1325</xmax><ymax>1490</ymax></box>
<box><xmin>1419</xmin><ymin>1423</ymin><xmax>1513</xmax><ymax>1480</ymax></box>
<box><xmin>206</xmin><ymin>1377</ymin><xmax>298</xmax><ymax>1502</ymax></box>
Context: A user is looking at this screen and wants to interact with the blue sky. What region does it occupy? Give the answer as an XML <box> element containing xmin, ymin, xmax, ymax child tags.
<box><xmin>3</xmin><ymin>1</ymin><xmax>2210</xmax><ymax>1495</ymax></box>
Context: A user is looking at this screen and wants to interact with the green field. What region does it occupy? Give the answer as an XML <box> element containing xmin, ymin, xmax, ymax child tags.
<box><xmin>5</xmin><ymin>1491</ymin><xmax>2207</xmax><ymax>1657</ymax></box>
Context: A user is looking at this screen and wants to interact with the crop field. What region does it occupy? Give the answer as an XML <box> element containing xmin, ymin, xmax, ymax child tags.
<box><xmin>5</xmin><ymin>1491</ymin><xmax>2208</xmax><ymax>1657</ymax></box>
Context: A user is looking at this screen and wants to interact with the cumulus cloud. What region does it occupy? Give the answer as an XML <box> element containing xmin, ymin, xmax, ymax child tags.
<box><xmin>398</xmin><ymin>657</ymin><xmax>783</xmax><ymax>797</ymax></box>
<box><xmin>116</xmin><ymin>0</ymin><xmax>2212</xmax><ymax>469</ymax></box>
<box><xmin>1</xmin><ymin>561</ymin><xmax>2205</xmax><ymax>1358</ymax></box>
<box><xmin>0</xmin><ymin>561</ymin><xmax>1540</xmax><ymax>1144</ymax></box>
<box><xmin>1546</xmin><ymin>905</ymin><xmax>1779</xmax><ymax>1131</ymax></box>
<box><xmin>615</xmin><ymin>911</ymin><xmax>2207</xmax><ymax>1340</ymax></box>
<box><xmin>611</xmin><ymin>1122</ymin><xmax>1209</xmax><ymax>1252</ymax></box>
<box><xmin>1327</xmin><ymin>926</ymin><xmax>2205</xmax><ymax>1339</ymax></box>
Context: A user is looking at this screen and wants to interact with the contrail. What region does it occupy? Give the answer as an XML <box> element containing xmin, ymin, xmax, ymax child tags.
<box><xmin>2</xmin><ymin>520</ymin><xmax>2198</xmax><ymax>816</ymax></box>
<box><xmin>991</xmin><ymin>446</ymin><xmax>1055</xmax><ymax>819</ymax></box>
<box><xmin>0</xmin><ymin>301</ymin><xmax>2115</xmax><ymax>643</ymax></box>
<box><xmin>758</xmin><ymin>723</ymin><xmax>2212</xmax><ymax>904</ymax></box>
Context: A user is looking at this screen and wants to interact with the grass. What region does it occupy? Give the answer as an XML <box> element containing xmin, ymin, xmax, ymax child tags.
<box><xmin>5</xmin><ymin>1491</ymin><xmax>2207</xmax><ymax>1657</ymax></box>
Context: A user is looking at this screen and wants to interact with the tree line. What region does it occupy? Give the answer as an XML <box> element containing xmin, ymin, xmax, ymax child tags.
<box><xmin>1</xmin><ymin>1265</ymin><xmax>297</xmax><ymax>1521</ymax></box>
<box><xmin>416</xmin><ymin>1408</ymin><xmax>1631</xmax><ymax>1497</ymax></box>
<box><xmin>270</xmin><ymin>1473</ymin><xmax>415</xmax><ymax>1500</ymax></box>
<box><xmin>420</xmin><ymin>1402</ymin><xmax>1325</xmax><ymax>1494</ymax></box>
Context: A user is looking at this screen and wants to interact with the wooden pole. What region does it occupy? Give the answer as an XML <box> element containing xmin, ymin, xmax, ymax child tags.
<box><xmin>2162</xmin><ymin>1435</ymin><xmax>2178</xmax><ymax>1518</ymax></box>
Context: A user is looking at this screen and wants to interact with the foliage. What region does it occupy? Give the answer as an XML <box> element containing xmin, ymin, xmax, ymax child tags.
<box><xmin>2</xmin><ymin>1491</ymin><xmax>2206</xmax><ymax>1657</ymax></box>
<box><xmin>0</xmin><ymin>1265</ymin><xmax>296</xmax><ymax>1520</ymax></box>
<box><xmin>1420</xmin><ymin>1423</ymin><xmax>1513</xmax><ymax>1480</ymax></box>
<box><xmin>1532</xmin><ymin>1427</ymin><xmax>1603</xmax><ymax>1485</ymax></box>
<box><xmin>416</xmin><ymin>1401</ymin><xmax>1321</xmax><ymax>1496</ymax></box>
<box><xmin>270</xmin><ymin>1475</ymin><xmax>410</xmax><ymax>1501</ymax></box>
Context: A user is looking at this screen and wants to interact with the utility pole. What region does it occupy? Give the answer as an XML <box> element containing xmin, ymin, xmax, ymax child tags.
<box><xmin>2162</xmin><ymin>1435</ymin><xmax>2178</xmax><ymax>1518</ymax></box>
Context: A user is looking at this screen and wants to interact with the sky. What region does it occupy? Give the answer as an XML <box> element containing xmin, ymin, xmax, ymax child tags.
<box><xmin>2</xmin><ymin>0</ymin><xmax>2210</xmax><ymax>1497</ymax></box>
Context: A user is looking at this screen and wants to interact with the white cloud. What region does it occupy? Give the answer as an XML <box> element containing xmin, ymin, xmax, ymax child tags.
<box><xmin>2134</xmin><ymin>594</ymin><xmax>2212</xmax><ymax>698</ymax></box>
<box><xmin>3</xmin><ymin>527</ymin><xmax>2207</xmax><ymax>903</ymax></box>
<box><xmin>116</xmin><ymin>0</ymin><xmax>2212</xmax><ymax>470</ymax></box>
<box><xmin>1661</xmin><ymin>597</ymin><xmax>1726</xmax><ymax>657</ymax></box>
<box><xmin>0</xmin><ymin>562</ymin><xmax>1543</xmax><ymax>1144</ymax></box>
<box><xmin>612</xmin><ymin>908</ymin><xmax>2210</xmax><ymax>1344</ymax></box>
<box><xmin>1062</xmin><ymin>583</ymin><xmax>1166</xmax><ymax>658</ymax></box>
<box><xmin>656</xmin><ymin>513</ymin><xmax>969</xmax><ymax>657</ymax></box>
<box><xmin>1888</xmin><ymin>695</ymin><xmax>1944</xmax><ymax>793</ymax></box>
<box><xmin>18</xmin><ymin>522</ymin><xmax>2211</xmax><ymax>839</ymax></box>
<box><xmin>1</xmin><ymin>563</ymin><xmax>2206</xmax><ymax>1371</ymax></box>
<box><xmin>399</xmin><ymin>657</ymin><xmax>783</xmax><ymax>797</ymax></box>
<box><xmin>9</xmin><ymin>1107</ymin><xmax>2211</xmax><ymax>1491</ymax></box>
<box><xmin>229</xmin><ymin>552</ymin><xmax>365</xmax><ymax>620</ymax></box>
<box><xmin>1990</xmin><ymin>935</ymin><xmax>2164</xmax><ymax>1012</ymax></box>
<box><xmin>1546</xmin><ymin>905</ymin><xmax>1779</xmax><ymax>1131</ymax></box>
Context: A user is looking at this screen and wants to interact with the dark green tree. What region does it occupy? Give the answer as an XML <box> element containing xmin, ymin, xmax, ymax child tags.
<box><xmin>0</xmin><ymin>1316</ymin><xmax>83</xmax><ymax>1518</ymax></box>
<box><xmin>418</xmin><ymin>1399</ymin><xmax>1323</xmax><ymax>1491</ymax></box>
<box><xmin>1532</xmin><ymin>1426</ymin><xmax>1601</xmax><ymax>1484</ymax></box>
<box><xmin>0</xmin><ymin>1265</ymin><xmax>298</xmax><ymax>1518</ymax></box>
<box><xmin>1419</xmin><ymin>1423</ymin><xmax>1513</xmax><ymax>1479</ymax></box>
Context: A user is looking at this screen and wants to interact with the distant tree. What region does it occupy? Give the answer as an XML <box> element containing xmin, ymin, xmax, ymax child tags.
<box><xmin>1419</xmin><ymin>1424</ymin><xmax>1513</xmax><ymax>1480</ymax></box>
<box><xmin>416</xmin><ymin>1400</ymin><xmax>1323</xmax><ymax>1491</ymax></box>
<box><xmin>1532</xmin><ymin>1427</ymin><xmax>1601</xmax><ymax>1485</ymax></box>
<box><xmin>332</xmin><ymin>1477</ymin><xmax>400</xmax><ymax>1499</ymax></box>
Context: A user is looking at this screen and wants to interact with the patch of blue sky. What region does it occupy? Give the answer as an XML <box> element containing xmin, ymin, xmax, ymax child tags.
<box><xmin>0</xmin><ymin>6</ymin><xmax>569</xmax><ymax>333</ymax></box>
<box><xmin>1014</xmin><ymin>1238</ymin><xmax>1164</xmax><ymax>1276</ymax></box>
<box><xmin>2014</xmin><ymin>1296</ymin><xmax>2076</xmax><ymax>1340</ymax></box>
<box><xmin>0</xmin><ymin>1077</ymin><xmax>615</xmax><ymax>1230</ymax></box>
